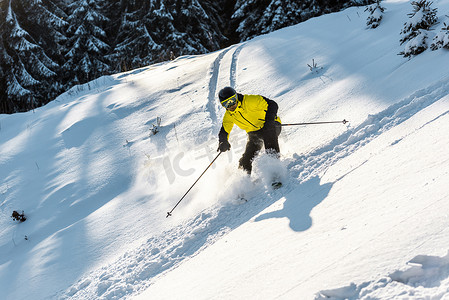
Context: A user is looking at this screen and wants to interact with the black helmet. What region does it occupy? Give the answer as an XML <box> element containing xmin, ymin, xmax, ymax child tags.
<box><xmin>218</xmin><ymin>86</ymin><xmax>236</xmax><ymax>101</ymax></box>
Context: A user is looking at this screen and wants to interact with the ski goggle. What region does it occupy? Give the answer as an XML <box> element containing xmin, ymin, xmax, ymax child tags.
<box><xmin>220</xmin><ymin>94</ymin><xmax>237</xmax><ymax>108</ymax></box>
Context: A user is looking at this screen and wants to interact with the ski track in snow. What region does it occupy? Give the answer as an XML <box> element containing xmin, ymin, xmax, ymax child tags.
<box><xmin>206</xmin><ymin>46</ymin><xmax>232</xmax><ymax>127</ymax></box>
<box><xmin>288</xmin><ymin>76</ymin><xmax>449</xmax><ymax>184</ymax></box>
<box><xmin>60</xmin><ymin>69</ymin><xmax>449</xmax><ymax>300</ymax></box>
<box><xmin>205</xmin><ymin>43</ymin><xmax>244</xmax><ymax>130</ymax></box>
<box><xmin>230</xmin><ymin>44</ymin><xmax>244</xmax><ymax>88</ymax></box>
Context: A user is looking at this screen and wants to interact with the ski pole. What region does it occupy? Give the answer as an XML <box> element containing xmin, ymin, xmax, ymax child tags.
<box><xmin>281</xmin><ymin>119</ymin><xmax>348</xmax><ymax>126</ymax></box>
<box><xmin>166</xmin><ymin>151</ymin><xmax>222</xmax><ymax>218</ymax></box>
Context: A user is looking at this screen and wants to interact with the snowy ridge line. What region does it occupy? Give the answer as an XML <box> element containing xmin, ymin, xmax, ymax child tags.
<box><xmin>56</xmin><ymin>75</ymin><xmax>122</xmax><ymax>102</ymax></box>
<box><xmin>289</xmin><ymin>76</ymin><xmax>449</xmax><ymax>183</ymax></box>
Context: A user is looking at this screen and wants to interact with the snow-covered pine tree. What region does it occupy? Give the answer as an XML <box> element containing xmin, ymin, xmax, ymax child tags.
<box><xmin>232</xmin><ymin>0</ymin><xmax>268</xmax><ymax>42</ymax></box>
<box><xmin>258</xmin><ymin>1</ymin><xmax>302</xmax><ymax>35</ymax></box>
<box><xmin>20</xmin><ymin>0</ymin><xmax>69</xmax><ymax>107</ymax></box>
<box><xmin>21</xmin><ymin>0</ymin><xmax>68</xmax><ymax>60</ymax></box>
<box><xmin>199</xmin><ymin>0</ymin><xmax>231</xmax><ymax>43</ymax></box>
<box><xmin>431</xmin><ymin>21</ymin><xmax>449</xmax><ymax>50</ymax></box>
<box><xmin>232</xmin><ymin>0</ymin><xmax>374</xmax><ymax>42</ymax></box>
<box><xmin>365</xmin><ymin>0</ymin><xmax>385</xmax><ymax>29</ymax></box>
<box><xmin>399</xmin><ymin>0</ymin><xmax>438</xmax><ymax>57</ymax></box>
<box><xmin>0</xmin><ymin>0</ymin><xmax>62</xmax><ymax>112</ymax></box>
<box><xmin>172</xmin><ymin>0</ymin><xmax>224</xmax><ymax>51</ymax></box>
<box><xmin>0</xmin><ymin>4</ymin><xmax>8</xmax><ymax>113</ymax></box>
<box><xmin>62</xmin><ymin>0</ymin><xmax>111</xmax><ymax>87</ymax></box>
<box><xmin>1</xmin><ymin>0</ymin><xmax>381</xmax><ymax>114</ymax></box>
<box><xmin>107</xmin><ymin>0</ymin><xmax>163</xmax><ymax>72</ymax></box>
<box><xmin>0</xmin><ymin>43</ymin><xmax>33</xmax><ymax>113</ymax></box>
<box><xmin>0</xmin><ymin>0</ymin><xmax>68</xmax><ymax>113</ymax></box>
<box><xmin>164</xmin><ymin>0</ymin><xmax>224</xmax><ymax>57</ymax></box>
<box><xmin>109</xmin><ymin>0</ymin><xmax>226</xmax><ymax>72</ymax></box>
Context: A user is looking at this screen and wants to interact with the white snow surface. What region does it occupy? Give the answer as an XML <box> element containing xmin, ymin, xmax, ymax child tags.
<box><xmin>2</xmin><ymin>1</ymin><xmax>449</xmax><ymax>299</ymax></box>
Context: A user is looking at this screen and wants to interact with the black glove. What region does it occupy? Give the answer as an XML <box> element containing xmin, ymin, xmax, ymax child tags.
<box><xmin>217</xmin><ymin>140</ymin><xmax>231</xmax><ymax>152</ymax></box>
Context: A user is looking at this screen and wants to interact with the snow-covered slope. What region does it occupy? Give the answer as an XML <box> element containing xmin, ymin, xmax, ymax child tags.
<box><xmin>1</xmin><ymin>1</ymin><xmax>449</xmax><ymax>299</ymax></box>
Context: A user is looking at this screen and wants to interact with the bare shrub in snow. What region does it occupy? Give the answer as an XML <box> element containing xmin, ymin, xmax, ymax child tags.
<box><xmin>11</xmin><ymin>210</ymin><xmax>26</xmax><ymax>222</ymax></box>
<box><xmin>151</xmin><ymin>117</ymin><xmax>162</xmax><ymax>136</ymax></box>
<box><xmin>307</xmin><ymin>59</ymin><xmax>323</xmax><ymax>74</ymax></box>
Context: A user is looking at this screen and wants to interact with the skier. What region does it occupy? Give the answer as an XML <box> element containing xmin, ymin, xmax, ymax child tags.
<box><xmin>217</xmin><ymin>86</ymin><xmax>282</xmax><ymax>175</ymax></box>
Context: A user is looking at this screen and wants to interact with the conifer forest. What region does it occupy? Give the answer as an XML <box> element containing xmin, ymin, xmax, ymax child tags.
<box><xmin>0</xmin><ymin>0</ymin><xmax>370</xmax><ymax>114</ymax></box>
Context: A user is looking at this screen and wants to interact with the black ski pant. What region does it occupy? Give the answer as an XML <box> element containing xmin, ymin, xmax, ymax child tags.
<box><xmin>239</xmin><ymin>122</ymin><xmax>281</xmax><ymax>174</ymax></box>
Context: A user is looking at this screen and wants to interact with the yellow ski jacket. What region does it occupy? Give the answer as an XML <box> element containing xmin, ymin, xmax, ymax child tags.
<box><xmin>220</xmin><ymin>94</ymin><xmax>281</xmax><ymax>140</ymax></box>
